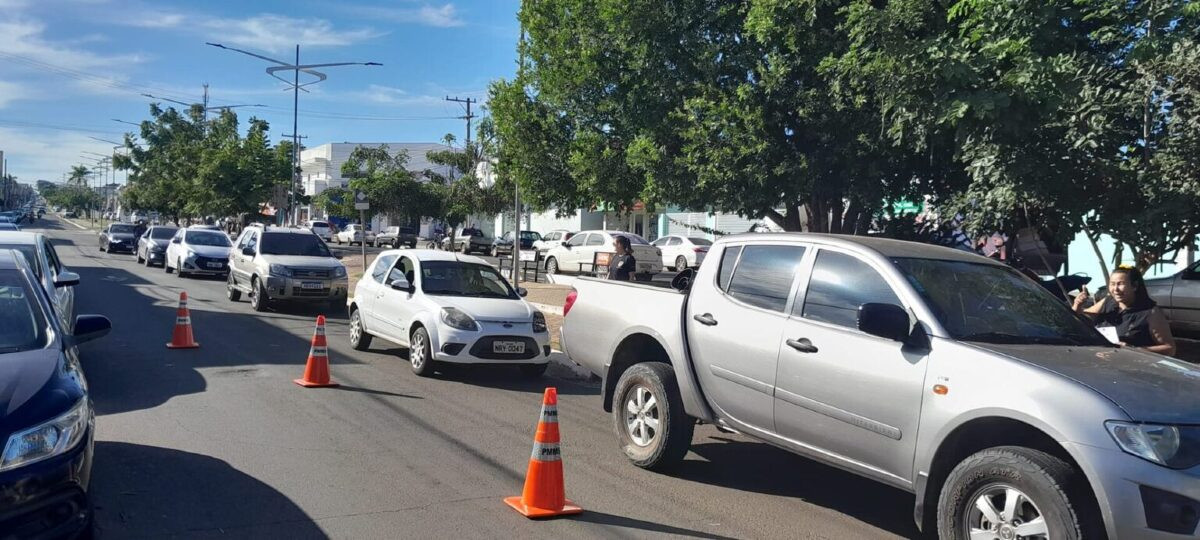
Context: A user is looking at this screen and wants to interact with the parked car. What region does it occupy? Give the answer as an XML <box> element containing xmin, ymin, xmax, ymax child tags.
<box><xmin>97</xmin><ymin>223</ymin><xmax>138</xmax><ymax>253</ymax></box>
<box><xmin>1145</xmin><ymin>261</ymin><xmax>1200</xmax><ymax>333</ymax></box>
<box><xmin>335</xmin><ymin>224</ymin><xmax>375</xmax><ymax>246</ymax></box>
<box><xmin>63</xmin><ymin>211</ymin><xmax>77</xmax><ymax>218</ymax></box>
<box><xmin>491</xmin><ymin>230</ymin><xmax>542</xmax><ymax>257</ymax></box>
<box><xmin>347</xmin><ymin>249</ymin><xmax>551</xmax><ymax>377</ymax></box>
<box><xmin>543</xmin><ymin>230</ymin><xmax>663</xmax><ymax>279</ymax></box>
<box><xmin>651</xmin><ymin>235</ymin><xmax>712</xmax><ymax>272</ymax></box>
<box><xmin>164</xmin><ymin>227</ymin><xmax>233</xmax><ymax>278</ymax></box>
<box><xmin>227</xmin><ymin>226</ymin><xmax>348</xmax><ymax>312</ymax></box>
<box><xmin>532</xmin><ymin>230</ymin><xmax>576</xmax><ymax>254</ymax></box>
<box><xmin>441</xmin><ymin>228</ymin><xmax>493</xmax><ymax>254</ymax></box>
<box><xmin>0</xmin><ymin>231</ymin><xmax>79</xmax><ymax>329</ymax></box>
<box><xmin>129</xmin><ymin>212</ymin><xmax>148</xmax><ymax>223</ymax></box>
<box><xmin>374</xmin><ymin>226</ymin><xmax>419</xmax><ymax>249</ymax></box>
<box><xmin>0</xmin><ymin>222</ymin><xmax>19</xmax><ymax>231</ymax></box>
<box><xmin>135</xmin><ymin>225</ymin><xmax>180</xmax><ymax>267</ymax></box>
<box><xmin>306</xmin><ymin>220</ymin><xmax>334</xmax><ymax>241</ymax></box>
<box><xmin>564</xmin><ymin>232</ymin><xmax>1200</xmax><ymax>540</ymax></box>
<box><xmin>0</xmin><ymin>249</ymin><xmax>109</xmax><ymax>539</ymax></box>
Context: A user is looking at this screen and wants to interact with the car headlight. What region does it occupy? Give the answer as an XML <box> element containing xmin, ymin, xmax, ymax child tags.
<box><xmin>440</xmin><ymin>307</ymin><xmax>479</xmax><ymax>331</ymax></box>
<box><xmin>1</xmin><ymin>398</ymin><xmax>90</xmax><ymax>472</ymax></box>
<box><xmin>1106</xmin><ymin>421</ymin><xmax>1200</xmax><ymax>469</ymax></box>
<box><xmin>186</xmin><ymin>250</ymin><xmax>198</xmax><ymax>260</ymax></box>
<box><xmin>269</xmin><ymin>264</ymin><xmax>292</xmax><ymax>277</ymax></box>
<box><xmin>533</xmin><ymin>311</ymin><xmax>547</xmax><ymax>333</ymax></box>
<box><xmin>332</xmin><ymin>266</ymin><xmax>347</xmax><ymax>278</ymax></box>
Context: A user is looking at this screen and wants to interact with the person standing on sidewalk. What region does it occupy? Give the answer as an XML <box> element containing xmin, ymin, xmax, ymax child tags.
<box><xmin>607</xmin><ymin>235</ymin><xmax>637</xmax><ymax>281</ymax></box>
<box><xmin>1073</xmin><ymin>266</ymin><xmax>1176</xmax><ymax>356</ymax></box>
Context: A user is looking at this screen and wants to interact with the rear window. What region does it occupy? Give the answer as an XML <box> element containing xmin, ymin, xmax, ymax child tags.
<box><xmin>613</xmin><ymin>233</ymin><xmax>649</xmax><ymax>245</ymax></box>
<box><xmin>109</xmin><ymin>224</ymin><xmax>136</xmax><ymax>234</ymax></box>
<box><xmin>150</xmin><ymin>227</ymin><xmax>178</xmax><ymax>239</ymax></box>
<box><xmin>261</xmin><ymin>233</ymin><xmax>331</xmax><ymax>257</ymax></box>
<box><xmin>0</xmin><ymin>270</ymin><xmax>47</xmax><ymax>353</ymax></box>
<box><xmin>399</xmin><ymin>227</ymin><xmax>416</xmax><ymax>234</ymax></box>
<box><xmin>520</xmin><ymin>231</ymin><xmax>541</xmax><ymax>241</ymax></box>
<box><xmin>690</xmin><ymin>238</ymin><xmax>713</xmax><ymax>246</ymax></box>
<box><xmin>186</xmin><ymin>231</ymin><xmax>232</xmax><ymax>247</ymax></box>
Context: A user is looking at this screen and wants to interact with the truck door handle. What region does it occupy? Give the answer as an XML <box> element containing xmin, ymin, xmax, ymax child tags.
<box><xmin>786</xmin><ymin>338</ymin><xmax>819</xmax><ymax>353</ymax></box>
<box><xmin>693</xmin><ymin>313</ymin><xmax>718</xmax><ymax>326</ymax></box>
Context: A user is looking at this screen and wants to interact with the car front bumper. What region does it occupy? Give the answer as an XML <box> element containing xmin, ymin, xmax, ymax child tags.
<box><xmin>1067</xmin><ymin>441</ymin><xmax>1200</xmax><ymax>538</ymax></box>
<box><xmin>106</xmin><ymin>240</ymin><xmax>134</xmax><ymax>252</ymax></box>
<box><xmin>432</xmin><ymin>322</ymin><xmax>551</xmax><ymax>365</ymax></box>
<box><xmin>0</xmin><ymin>426</ymin><xmax>93</xmax><ymax>538</ymax></box>
<box><xmin>147</xmin><ymin>249</ymin><xmax>166</xmax><ymax>263</ymax></box>
<box><xmin>264</xmin><ymin>276</ymin><xmax>350</xmax><ymax>302</ymax></box>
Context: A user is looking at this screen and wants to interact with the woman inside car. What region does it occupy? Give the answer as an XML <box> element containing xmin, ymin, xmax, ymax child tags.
<box><xmin>1073</xmin><ymin>266</ymin><xmax>1177</xmax><ymax>356</ymax></box>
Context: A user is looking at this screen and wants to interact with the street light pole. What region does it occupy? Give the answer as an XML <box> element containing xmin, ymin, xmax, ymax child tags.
<box><xmin>206</xmin><ymin>42</ymin><xmax>381</xmax><ymax>226</ymax></box>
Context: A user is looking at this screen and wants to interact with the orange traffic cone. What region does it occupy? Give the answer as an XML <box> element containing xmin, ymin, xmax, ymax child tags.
<box><xmin>294</xmin><ymin>315</ymin><xmax>338</xmax><ymax>388</ymax></box>
<box><xmin>165</xmin><ymin>291</ymin><xmax>200</xmax><ymax>349</ymax></box>
<box><xmin>504</xmin><ymin>387</ymin><xmax>582</xmax><ymax>518</ymax></box>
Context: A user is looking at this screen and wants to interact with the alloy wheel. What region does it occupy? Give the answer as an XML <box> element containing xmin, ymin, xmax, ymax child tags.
<box><xmin>964</xmin><ymin>484</ymin><xmax>1049</xmax><ymax>540</ymax></box>
<box><xmin>624</xmin><ymin>386</ymin><xmax>660</xmax><ymax>447</ymax></box>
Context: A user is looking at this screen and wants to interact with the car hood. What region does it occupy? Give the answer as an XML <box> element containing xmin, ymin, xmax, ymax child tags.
<box><xmin>0</xmin><ymin>348</ymin><xmax>77</xmax><ymax>438</ymax></box>
<box><xmin>263</xmin><ymin>255</ymin><xmax>343</xmax><ymax>269</ymax></box>
<box><xmin>187</xmin><ymin>245</ymin><xmax>231</xmax><ymax>257</ymax></box>
<box><xmin>148</xmin><ymin>240</ymin><xmax>170</xmax><ymax>249</ymax></box>
<box><xmin>976</xmin><ymin>343</ymin><xmax>1200</xmax><ymax>424</ymax></box>
<box><xmin>431</xmin><ymin>296</ymin><xmax>534</xmax><ymax>322</ymax></box>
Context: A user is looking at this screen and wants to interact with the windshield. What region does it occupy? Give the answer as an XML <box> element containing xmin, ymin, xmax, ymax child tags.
<box><xmin>519</xmin><ymin>231</ymin><xmax>541</xmax><ymax>241</ymax></box>
<box><xmin>0</xmin><ymin>245</ymin><xmax>40</xmax><ymax>279</ymax></box>
<box><xmin>613</xmin><ymin>233</ymin><xmax>649</xmax><ymax>245</ymax></box>
<box><xmin>421</xmin><ymin>261</ymin><xmax>517</xmax><ymax>299</ymax></box>
<box><xmin>892</xmin><ymin>258</ymin><xmax>1110</xmax><ymax>346</ymax></box>
<box><xmin>150</xmin><ymin>227</ymin><xmax>178</xmax><ymax>239</ymax></box>
<box><xmin>310</xmin><ymin>222</ymin><xmax>329</xmax><ymax>228</ymax></box>
<box><xmin>399</xmin><ymin>227</ymin><xmax>415</xmax><ymax>234</ymax></box>
<box><xmin>0</xmin><ymin>271</ymin><xmax>47</xmax><ymax>353</ymax></box>
<box><xmin>109</xmin><ymin>224</ymin><xmax>136</xmax><ymax>234</ymax></box>
<box><xmin>261</xmin><ymin>233</ymin><xmax>331</xmax><ymax>257</ymax></box>
<box><xmin>186</xmin><ymin>231</ymin><xmax>232</xmax><ymax>247</ymax></box>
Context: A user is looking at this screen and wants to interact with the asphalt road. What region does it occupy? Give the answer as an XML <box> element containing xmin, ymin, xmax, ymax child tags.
<box><xmin>37</xmin><ymin>216</ymin><xmax>918</xmax><ymax>539</ymax></box>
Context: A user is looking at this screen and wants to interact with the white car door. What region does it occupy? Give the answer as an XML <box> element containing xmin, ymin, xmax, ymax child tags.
<box><xmin>166</xmin><ymin>230</ymin><xmax>185</xmax><ymax>269</ymax></box>
<box><xmin>581</xmin><ymin>233</ymin><xmax>606</xmax><ymax>272</ymax></box>
<box><xmin>373</xmin><ymin>255</ymin><xmax>420</xmax><ymax>344</ymax></box>
<box><xmin>358</xmin><ymin>253</ymin><xmax>396</xmax><ymax>333</ymax></box>
<box><xmin>651</xmin><ymin>237</ymin><xmax>672</xmax><ymax>266</ymax></box>
<box><xmin>40</xmin><ymin>239</ymin><xmax>73</xmax><ymax>328</ymax></box>
<box><xmin>558</xmin><ymin>233</ymin><xmax>589</xmax><ymax>272</ymax></box>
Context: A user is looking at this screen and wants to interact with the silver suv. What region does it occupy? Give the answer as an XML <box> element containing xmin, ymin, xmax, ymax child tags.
<box><xmin>227</xmin><ymin>226</ymin><xmax>348</xmax><ymax>312</ymax></box>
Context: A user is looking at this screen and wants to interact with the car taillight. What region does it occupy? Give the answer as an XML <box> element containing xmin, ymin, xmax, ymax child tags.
<box><xmin>564</xmin><ymin>289</ymin><xmax>578</xmax><ymax>317</ymax></box>
<box><xmin>693</xmin><ymin>247</ymin><xmax>708</xmax><ymax>253</ymax></box>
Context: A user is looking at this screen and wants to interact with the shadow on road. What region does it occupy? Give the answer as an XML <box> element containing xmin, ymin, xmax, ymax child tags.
<box><xmin>674</xmin><ymin>436</ymin><xmax>924</xmax><ymax>539</ymax></box>
<box><xmin>70</xmin><ymin>263</ymin><xmax>365</xmax><ymax>416</ymax></box>
<box><xmin>571</xmin><ymin>510</ymin><xmax>739</xmax><ymax>539</ymax></box>
<box><xmin>91</xmin><ymin>441</ymin><xmax>327</xmax><ymax>539</ymax></box>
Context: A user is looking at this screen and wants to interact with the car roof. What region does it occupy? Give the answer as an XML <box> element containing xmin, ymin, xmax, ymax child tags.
<box><xmin>0</xmin><ymin>248</ymin><xmax>22</xmax><ymax>269</ymax></box>
<box><xmin>0</xmin><ymin>231</ymin><xmax>42</xmax><ymax>245</ymax></box>
<box><xmin>717</xmin><ymin>232</ymin><xmax>1002</xmax><ymax>265</ymax></box>
<box><xmin>260</xmin><ymin>226</ymin><xmax>316</xmax><ymax>235</ymax></box>
<box><xmin>380</xmin><ymin>248</ymin><xmax>489</xmax><ymax>265</ymax></box>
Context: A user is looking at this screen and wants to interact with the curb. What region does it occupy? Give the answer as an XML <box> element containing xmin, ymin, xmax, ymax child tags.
<box><xmin>529</xmin><ymin>301</ymin><xmax>564</xmax><ymax>316</ymax></box>
<box><xmin>59</xmin><ymin>215</ymin><xmax>89</xmax><ymax>230</ymax></box>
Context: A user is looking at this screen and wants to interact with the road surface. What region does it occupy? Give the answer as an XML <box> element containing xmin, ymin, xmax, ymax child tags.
<box><xmin>38</xmin><ymin>216</ymin><xmax>919</xmax><ymax>539</ymax></box>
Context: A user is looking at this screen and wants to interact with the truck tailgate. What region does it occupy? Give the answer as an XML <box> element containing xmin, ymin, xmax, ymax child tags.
<box><xmin>562</xmin><ymin>278</ymin><xmax>685</xmax><ymax>377</ymax></box>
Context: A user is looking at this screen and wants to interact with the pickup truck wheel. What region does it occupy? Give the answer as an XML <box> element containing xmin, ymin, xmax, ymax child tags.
<box><xmin>937</xmin><ymin>446</ymin><xmax>1093</xmax><ymax>540</ymax></box>
<box><xmin>349</xmin><ymin>308</ymin><xmax>372</xmax><ymax>351</ymax></box>
<box><xmin>409</xmin><ymin>327</ymin><xmax>436</xmax><ymax>377</ymax></box>
<box><xmin>613</xmin><ymin>363</ymin><xmax>694</xmax><ymax>470</ymax></box>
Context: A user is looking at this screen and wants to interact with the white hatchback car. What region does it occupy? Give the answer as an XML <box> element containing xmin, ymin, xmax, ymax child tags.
<box><xmin>335</xmin><ymin>224</ymin><xmax>375</xmax><ymax>246</ymax></box>
<box><xmin>348</xmin><ymin>250</ymin><xmax>551</xmax><ymax>377</ymax></box>
<box><xmin>651</xmin><ymin>235</ymin><xmax>712</xmax><ymax>272</ymax></box>
<box><xmin>164</xmin><ymin>227</ymin><xmax>234</xmax><ymax>278</ymax></box>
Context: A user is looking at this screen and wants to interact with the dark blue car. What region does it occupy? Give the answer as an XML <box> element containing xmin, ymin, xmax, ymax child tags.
<box><xmin>0</xmin><ymin>249</ymin><xmax>109</xmax><ymax>538</ymax></box>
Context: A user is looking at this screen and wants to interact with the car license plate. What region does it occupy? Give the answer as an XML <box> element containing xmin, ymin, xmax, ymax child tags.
<box><xmin>301</xmin><ymin>281</ymin><xmax>323</xmax><ymax>290</ymax></box>
<box><xmin>206</xmin><ymin>262</ymin><xmax>223</xmax><ymax>269</ymax></box>
<box><xmin>493</xmin><ymin>341</ymin><xmax>525</xmax><ymax>354</ymax></box>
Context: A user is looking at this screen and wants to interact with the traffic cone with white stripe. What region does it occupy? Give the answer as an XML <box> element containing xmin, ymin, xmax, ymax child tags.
<box><xmin>165</xmin><ymin>291</ymin><xmax>200</xmax><ymax>349</ymax></box>
<box><xmin>504</xmin><ymin>387</ymin><xmax>583</xmax><ymax>518</ymax></box>
<box><xmin>294</xmin><ymin>315</ymin><xmax>338</xmax><ymax>388</ymax></box>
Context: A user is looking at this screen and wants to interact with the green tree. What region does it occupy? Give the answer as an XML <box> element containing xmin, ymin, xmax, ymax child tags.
<box><xmin>313</xmin><ymin>186</ymin><xmax>356</xmax><ymax>218</ymax></box>
<box><xmin>67</xmin><ymin>165</ymin><xmax>90</xmax><ymax>186</ymax></box>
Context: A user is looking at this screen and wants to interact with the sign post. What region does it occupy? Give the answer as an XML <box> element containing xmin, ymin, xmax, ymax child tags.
<box><xmin>354</xmin><ymin>190</ymin><xmax>370</xmax><ymax>271</ymax></box>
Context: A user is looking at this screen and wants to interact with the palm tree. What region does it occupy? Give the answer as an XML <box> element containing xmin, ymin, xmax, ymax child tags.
<box><xmin>68</xmin><ymin>165</ymin><xmax>90</xmax><ymax>186</ymax></box>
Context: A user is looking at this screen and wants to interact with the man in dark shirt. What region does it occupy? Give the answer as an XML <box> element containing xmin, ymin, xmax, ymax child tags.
<box><xmin>607</xmin><ymin>235</ymin><xmax>637</xmax><ymax>281</ymax></box>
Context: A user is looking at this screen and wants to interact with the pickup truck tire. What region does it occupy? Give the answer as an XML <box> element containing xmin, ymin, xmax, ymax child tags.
<box><xmin>613</xmin><ymin>363</ymin><xmax>694</xmax><ymax>470</ymax></box>
<box><xmin>937</xmin><ymin>446</ymin><xmax>1090</xmax><ymax>540</ymax></box>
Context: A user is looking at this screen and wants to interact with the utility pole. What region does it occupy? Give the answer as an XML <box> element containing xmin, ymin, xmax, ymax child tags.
<box><xmin>208</xmin><ymin>42</ymin><xmax>381</xmax><ymax>227</ymax></box>
<box><xmin>445</xmin><ymin>96</ymin><xmax>477</xmax><ymax>148</ymax></box>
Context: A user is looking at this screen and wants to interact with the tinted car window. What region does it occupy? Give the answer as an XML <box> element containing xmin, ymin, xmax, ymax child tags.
<box><xmin>260</xmin><ymin>233</ymin><xmax>330</xmax><ymax>257</ymax></box>
<box><xmin>371</xmin><ymin>254</ymin><xmax>397</xmax><ymax>284</ymax></box>
<box><xmin>613</xmin><ymin>233</ymin><xmax>649</xmax><ymax>245</ymax></box>
<box><xmin>0</xmin><ymin>245</ymin><xmax>40</xmax><ymax>279</ymax></box>
<box><xmin>0</xmin><ymin>271</ymin><xmax>46</xmax><ymax>352</ymax></box>
<box><xmin>717</xmin><ymin>245</ymin><xmax>742</xmax><ymax>292</ymax></box>
<box><xmin>801</xmin><ymin>250</ymin><xmax>901</xmax><ymax>328</ymax></box>
<box><xmin>585</xmin><ymin>234</ymin><xmax>604</xmax><ymax>246</ymax></box>
<box><xmin>186</xmin><ymin>231</ymin><xmax>232</xmax><ymax>247</ymax></box>
<box><xmin>667</xmin><ymin>237</ymin><xmax>682</xmax><ymax>246</ymax></box>
<box><xmin>690</xmin><ymin>238</ymin><xmax>713</xmax><ymax>246</ymax></box>
<box><xmin>567</xmin><ymin>234</ymin><xmax>587</xmax><ymax>247</ymax></box>
<box><xmin>109</xmin><ymin>224</ymin><xmax>136</xmax><ymax>234</ymax></box>
<box><xmin>520</xmin><ymin>231</ymin><xmax>541</xmax><ymax>241</ymax></box>
<box><xmin>727</xmin><ymin>245</ymin><xmax>806</xmax><ymax>312</ymax></box>
<box><xmin>150</xmin><ymin>227</ymin><xmax>178</xmax><ymax>239</ymax></box>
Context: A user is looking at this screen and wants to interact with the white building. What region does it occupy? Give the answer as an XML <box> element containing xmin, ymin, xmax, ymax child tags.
<box><xmin>296</xmin><ymin>142</ymin><xmax>454</xmax><ymax>232</ymax></box>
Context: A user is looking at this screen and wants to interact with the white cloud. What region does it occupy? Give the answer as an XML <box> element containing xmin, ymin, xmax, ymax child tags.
<box><xmin>346</xmin><ymin>84</ymin><xmax>444</xmax><ymax>106</ymax></box>
<box><xmin>0</xmin><ymin>127</ymin><xmax>123</xmax><ymax>183</ymax></box>
<box><xmin>203</xmin><ymin>14</ymin><xmax>385</xmax><ymax>54</ymax></box>
<box><xmin>0</xmin><ymin>18</ymin><xmax>144</xmax><ymax>71</ymax></box>
<box><xmin>0</xmin><ymin>0</ymin><xmax>28</xmax><ymax>8</ymax></box>
<box><xmin>124</xmin><ymin>11</ymin><xmax>185</xmax><ymax>29</ymax></box>
<box><xmin>351</xmin><ymin>4</ymin><xmax>465</xmax><ymax>28</ymax></box>
<box><xmin>0</xmin><ymin>81</ymin><xmax>29</xmax><ymax>108</ymax></box>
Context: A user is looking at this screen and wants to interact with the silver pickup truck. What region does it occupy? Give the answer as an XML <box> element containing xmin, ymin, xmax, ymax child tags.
<box><xmin>562</xmin><ymin>232</ymin><xmax>1200</xmax><ymax>540</ymax></box>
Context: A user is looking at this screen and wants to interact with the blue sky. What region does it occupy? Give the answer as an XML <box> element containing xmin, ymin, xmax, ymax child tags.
<box><xmin>0</xmin><ymin>0</ymin><xmax>522</xmax><ymax>182</ymax></box>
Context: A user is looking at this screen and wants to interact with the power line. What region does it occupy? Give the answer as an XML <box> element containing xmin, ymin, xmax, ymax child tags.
<box><xmin>445</xmin><ymin>96</ymin><xmax>477</xmax><ymax>147</ymax></box>
<box><xmin>0</xmin><ymin>118</ymin><xmax>124</xmax><ymax>135</ymax></box>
